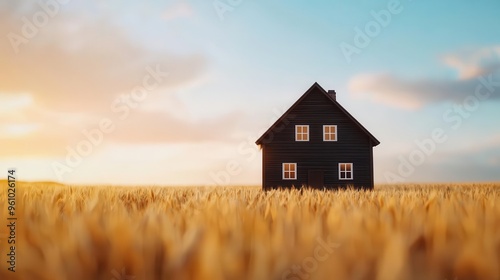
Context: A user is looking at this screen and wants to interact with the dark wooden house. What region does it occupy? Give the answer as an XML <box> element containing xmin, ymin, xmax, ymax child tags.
<box><xmin>255</xmin><ymin>83</ymin><xmax>380</xmax><ymax>190</ymax></box>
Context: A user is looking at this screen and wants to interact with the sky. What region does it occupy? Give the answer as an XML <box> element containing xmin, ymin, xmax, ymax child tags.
<box><xmin>1</xmin><ymin>0</ymin><xmax>499</xmax><ymax>186</ymax></box>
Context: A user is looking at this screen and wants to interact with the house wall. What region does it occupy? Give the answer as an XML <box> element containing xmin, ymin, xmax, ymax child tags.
<box><xmin>261</xmin><ymin>87</ymin><xmax>374</xmax><ymax>190</ymax></box>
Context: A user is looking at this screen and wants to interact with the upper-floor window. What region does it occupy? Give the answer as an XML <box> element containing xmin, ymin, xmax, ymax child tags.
<box><xmin>339</xmin><ymin>163</ymin><xmax>353</xmax><ymax>180</ymax></box>
<box><xmin>323</xmin><ymin>125</ymin><xmax>337</xmax><ymax>141</ymax></box>
<box><xmin>283</xmin><ymin>163</ymin><xmax>297</xmax><ymax>180</ymax></box>
<box><xmin>295</xmin><ymin>125</ymin><xmax>309</xmax><ymax>141</ymax></box>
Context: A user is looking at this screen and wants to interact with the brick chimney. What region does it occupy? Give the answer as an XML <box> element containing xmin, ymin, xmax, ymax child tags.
<box><xmin>327</xmin><ymin>90</ymin><xmax>337</xmax><ymax>101</ymax></box>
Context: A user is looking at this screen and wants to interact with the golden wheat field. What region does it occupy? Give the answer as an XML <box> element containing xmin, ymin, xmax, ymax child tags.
<box><xmin>0</xmin><ymin>183</ymin><xmax>499</xmax><ymax>280</ymax></box>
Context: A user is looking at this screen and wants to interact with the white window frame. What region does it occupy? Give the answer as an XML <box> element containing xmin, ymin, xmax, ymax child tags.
<box><xmin>339</xmin><ymin>163</ymin><xmax>353</xmax><ymax>180</ymax></box>
<box><xmin>282</xmin><ymin>163</ymin><xmax>297</xmax><ymax>180</ymax></box>
<box><xmin>323</xmin><ymin>125</ymin><xmax>337</xmax><ymax>141</ymax></box>
<box><xmin>295</xmin><ymin>125</ymin><xmax>309</xmax><ymax>141</ymax></box>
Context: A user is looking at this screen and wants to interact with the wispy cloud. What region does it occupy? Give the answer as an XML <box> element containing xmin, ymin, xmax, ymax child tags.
<box><xmin>442</xmin><ymin>46</ymin><xmax>500</xmax><ymax>79</ymax></box>
<box><xmin>0</xmin><ymin>15</ymin><xmax>206</xmax><ymax>112</ymax></box>
<box><xmin>110</xmin><ymin>111</ymin><xmax>243</xmax><ymax>144</ymax></box>
<box><xmin>349</xmin><ymin>46</ymin><xmax>500</xmax><ymax>109</ymax></box>
<box><xmin>0</xmin><ymin>1</ymin><xmax>243</xmax><ymax>159</ymax></box>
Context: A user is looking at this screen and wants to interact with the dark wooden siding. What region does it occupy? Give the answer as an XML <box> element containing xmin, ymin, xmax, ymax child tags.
<box><xmin>261</xmin><ymin>87</ymin><xmax>374</xmax><ymax>190</ymax></box>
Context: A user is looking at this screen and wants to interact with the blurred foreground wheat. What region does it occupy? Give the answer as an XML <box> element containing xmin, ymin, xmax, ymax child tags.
<box><xmin>0</xmin><ymin>183</ymin><xmax>499</xmax><ymax>280</ymax></box>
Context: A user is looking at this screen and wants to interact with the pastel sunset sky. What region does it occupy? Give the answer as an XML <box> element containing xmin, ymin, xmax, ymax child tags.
<box><xmin>1</xmin><ymin>0</ymin><xmax>499</xmax><ymax>186</ymax></box>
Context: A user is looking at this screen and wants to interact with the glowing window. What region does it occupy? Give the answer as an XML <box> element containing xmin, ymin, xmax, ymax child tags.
<box><xmin>323</xmin><ymin>125</ymin><xmax>337</xmax><ymax>141</ymax></box>
<box><xmin>283</xmin><ymin>163</ymin><xmax>297</xmax><ymax>180</ymax></box>
<box><xmin>295</xmin><ymin>125</ymin><xmax>309</xmax><ymax>141</ymax></box>
<box><xmin>339</xmin><ymin>163</ymin><xmax>353</xmax><ymax>180</ymax></box>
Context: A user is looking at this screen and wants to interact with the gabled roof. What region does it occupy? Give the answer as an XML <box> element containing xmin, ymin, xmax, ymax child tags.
<box><xmin>255</xmin><ymin>82</ymin><xmax>380</xmax><ymax>146</ymax></box>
